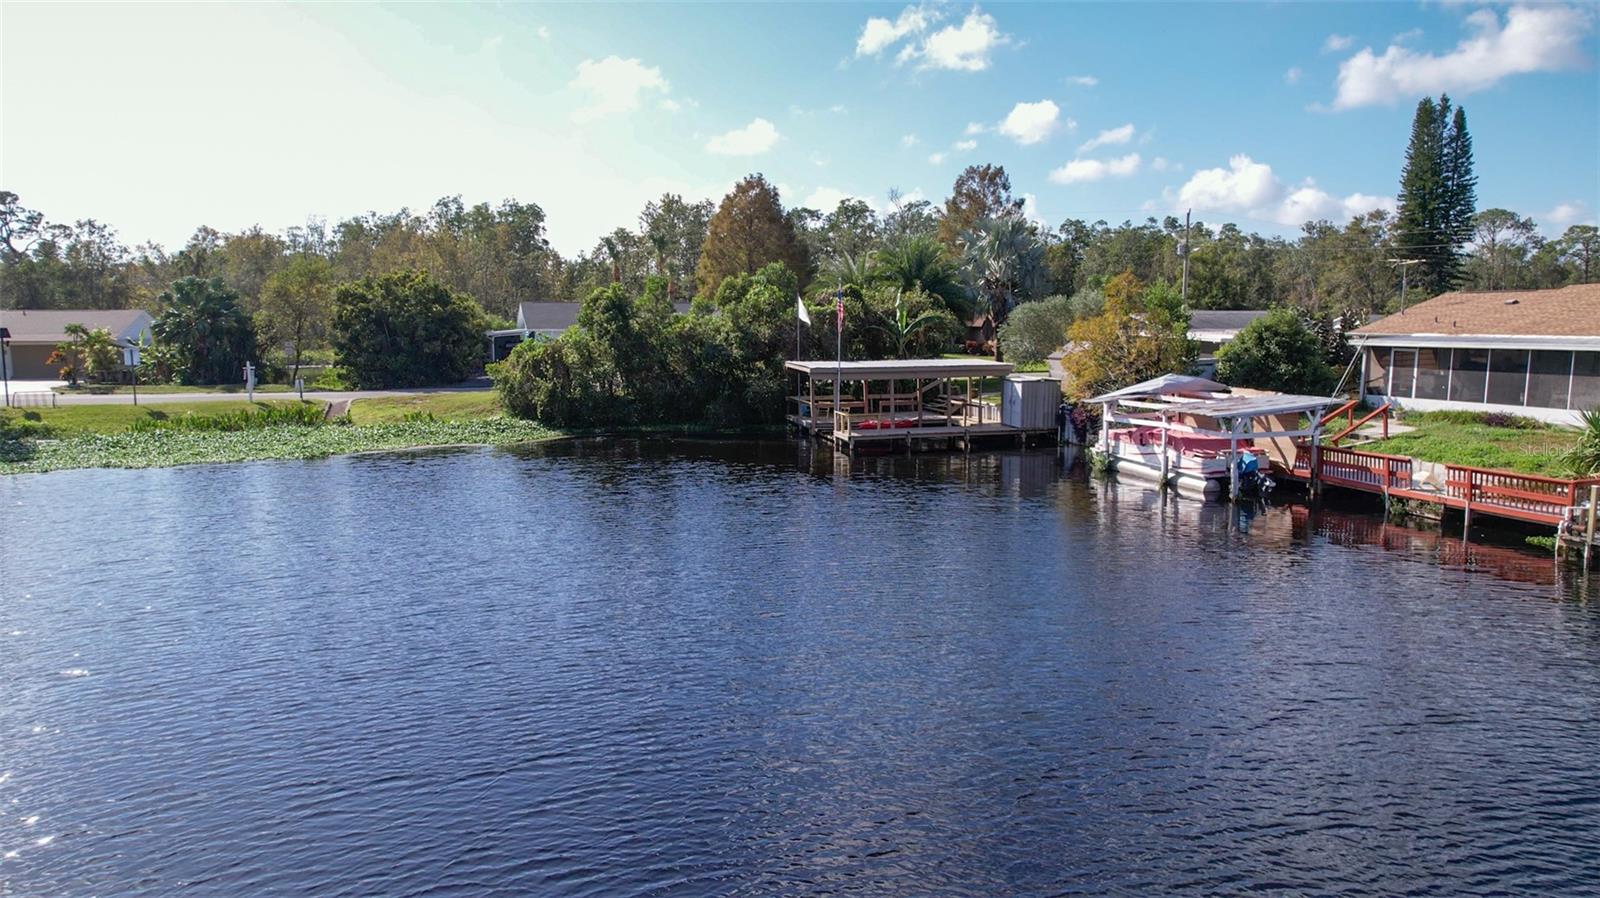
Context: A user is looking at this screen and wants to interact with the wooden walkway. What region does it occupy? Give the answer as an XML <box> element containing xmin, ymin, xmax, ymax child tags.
<box><xmin>1283</xmin><ymin>444</ymin><xmax>1600</xmax><ymax>537</ymax></box>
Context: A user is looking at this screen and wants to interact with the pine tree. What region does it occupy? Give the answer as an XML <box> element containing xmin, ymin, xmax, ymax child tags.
<box><xmin>694</xmin><ymin>174</ymin><xmax>810</xmax><ymax>296</ymax></box>
<box><xmin>1441</xmin><ymin>101</ymin><xmax>1477</xmax><ymax>289</ymax></box>
<box><xmin>1395</xmin><ymin>95</ymin><xmax>1475</xmax><ymax>298</ymax></box>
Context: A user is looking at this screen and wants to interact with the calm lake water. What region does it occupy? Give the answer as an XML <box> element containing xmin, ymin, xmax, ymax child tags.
<box><xmin>3</xmin><ymin>439</ymin><xmax>1599</xmax><ymax>896</ymax></box>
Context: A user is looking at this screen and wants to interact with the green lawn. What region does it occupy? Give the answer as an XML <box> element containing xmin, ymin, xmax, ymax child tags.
<box><xmin>2</xmin><ymin>400</ymin><xmax>313</xmax><ymax>437</ymax></box>
<box><xmin>1360</xmin><ymin>411</ymin><xmax>1582</xmax><ymax>477</ymax></box>
<box><xmin>346</xmin><ymin>392</ymin><xmax>503</xmax><ymax>424</ymax></box>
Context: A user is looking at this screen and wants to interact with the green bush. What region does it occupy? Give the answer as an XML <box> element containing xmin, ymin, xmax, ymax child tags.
<box><xmin>1215</xmin><ymin>308</ymin><xmax>1338</xmax><ymax>395</ymax></box>
<box><xmin>1563</xmin><ymin>408</ymin><xmax>1600</xmax><ymax>476</ymax></box>
<box><xmin>492</xmin><ymin>264</ymin><xmax>799</xmax><ymax>429</ymax></box>
<box><xmin>997</xmin><ymin>291</ymin><xmax>1103</xmax><ymax>366</ymax></box>
<box><xmin>310</xmin><ymin>366</ymin><xmax>352</xmax><ymax>391</ymax></box>
<box><xmin>331</xmin><ymin>269</ymin><xmax>488</xmax><ymax>389</ymax></box>
<box><xmin>127</xmin><ymin>403</ymin><xmax>326</xmax><ymax>433</ymax></box>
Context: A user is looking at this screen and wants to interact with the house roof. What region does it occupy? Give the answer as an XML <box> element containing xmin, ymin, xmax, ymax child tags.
<box><xmin>1354</xmin><ymin>284</ymin><xmax>1600</xmax><ymax>340</ymax></box>
<box><xmin>517</xmin><ymin>301</ymin><xmax>693</xmax><ymax>332</ymax></box>
<box><xmin>786</xmin><ymin>358</ymin><xmax>1013</xmax><ymax>379</ymax></box>
<box><xmin>0</xmin><ymin>308</ymin><xmax>152</xmax><ymax>343</ymax></box>
<box><xmin>1188</xmin><ymin>309</ymin><xmax>1270</xmax><ymax>337</ymax></box>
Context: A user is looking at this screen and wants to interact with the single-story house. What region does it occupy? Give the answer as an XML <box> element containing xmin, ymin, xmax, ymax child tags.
<box><xmin>487</xmin><ymin>301</ymin><xmax>694</xmax><ymax>361</ymax></box>
<box><xmin>1189</xmin><ymin>309</ymin><xmax>1271</xmax><ymax>378</ymax></box>
<box><xmin>0</xmin><ymin>308</ymin><xmax>154</xmax><ymax>380</ymax></box>
<box><xmin>1353</xmin><ymin>283</ymin><xmax>1600</xmax><ymax>426</ymax></box>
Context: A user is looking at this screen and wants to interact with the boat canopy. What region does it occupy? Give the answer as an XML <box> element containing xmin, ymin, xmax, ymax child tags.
<box><xmin>1085</xmin><ymin>374</ymin><xmax>1229</xmax><ymax>404</ymax></box>
<box><xmin>1176</xmin><ymin>393</ymin><xmax>1337</xmax><ymax>419</ymax></box>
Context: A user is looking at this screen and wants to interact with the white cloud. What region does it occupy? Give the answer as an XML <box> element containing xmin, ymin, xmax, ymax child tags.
<box><xmin>1392</xmin><ymin>27</ymin><xmax>1422</xmax><ymax>44</ymax></box>
<box><xmin>1049</xmin><ymin>153</ymin><xmax>1142</xmax><ymax>185</ymax></box>
<box><xmin>705</xmin><ymin>117</ymin><xmax>780</xmax><ymax>155</ymax></box>
<box><xmin>963</xmin><ymin>121</ymin><xmax>986</xmax><ymax>136</ymax></box>
<box><xmin>1323</xmin><ymin>33</ymin><xmax>1354</xmax><ymax>53</ymax></box>
<box><xmin>1077</xmin><ymin>123</ymin><xmax>1134</xmax><ymax>154</ymax></box>
<box><xmin>997</xmin><ymin>99</ymin><xmax>1061</xmax><ymax>145</ymax></box>
<box><xmin>908</xmin><ymin>8</ymin><xmax>1011</xmax><ymax>71</ymax></box>
<box><xmin>1544</xmin><ymin>201</ymin><xmax>1595</xmax><ymax>231</ymax></box>
<box><xmin>537</xmin><ymin>25</ymin><xmax>551</xmax><ymax>41</ymax></box>
<box><xmin>1067</xmin><ymin>74</ymin><xmax>1098</xmax><ymax>86</ymax></box>
<box><xmin>901</xmin><ymin>133</ymin><xmax>919</xmax><ymax>147</ymax></box>
<box><xmin>1178</xmin><ymin>154</ymin><xmax>1283</xmax><ymax>213</ymax></box>
<box><xmin>659</xmin><ymin>98</ymin><xmax>681</xmax><ymax>112</ymax></box>
<box><xmin>1284</xmin><ymin>66</ymin><xmax>1303</xmax><ymax>85</ymax></box>
<box><xmin>954</xmin><ymin>139</ymin><xmax>977</xmax><ymax>151</ymax></box>
<box><xmin>1150</xmin><ymin>156</ymin><xmax>1180</xmax><ymax>173</ymax></box>
<box><xmin>570</xmin><ymin>56</ymin><xmax>669</xmax><ymax>122</ymax></box>
<box><xmin>856</xmin><ymin>4</ymin><xmax>935</xmax><ymax>56</ymax></box>
<box><xmin>1020</xmin><ymin>192</ymin><xmax>1047</xmax><ymax>227</ymax></box>
<box><xmin>928</xmin><ymin>152</ymin><xmax>947</xmax><ymax>165</ymax></box>
<box><xmin>1175</xmin><ymin>153</ymin><xmax>1393</xmax><ymax>225</ymax></box>
<box><xmin>1332</xmin><ymin>5</ymin><xmax>1593</xmax><ymax>109</ymax></box>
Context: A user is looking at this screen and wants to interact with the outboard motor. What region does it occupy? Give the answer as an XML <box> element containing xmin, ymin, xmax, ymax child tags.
<box><xmin>1236</xmin><ymin>453</ymin><xmax>1275</xmax><ymax>497</ymax></box>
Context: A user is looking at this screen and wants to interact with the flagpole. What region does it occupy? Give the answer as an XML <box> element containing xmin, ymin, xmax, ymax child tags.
<box><xmin>833</xmin><ymin>283</ymin><xmax>842</xmax><ymax>437</ymax></box>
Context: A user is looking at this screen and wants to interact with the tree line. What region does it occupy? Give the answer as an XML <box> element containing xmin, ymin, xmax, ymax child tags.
<box><xmin>6</xmin><ymin>91</ymin><xmax>1598</xmax><ymax>403</ymax></box>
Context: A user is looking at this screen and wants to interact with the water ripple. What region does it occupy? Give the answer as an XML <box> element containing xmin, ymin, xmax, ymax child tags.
<box><xmin>1</xmin><ymin>440</ymin><xmax>1598</xmax><ymax>896</ymax></box>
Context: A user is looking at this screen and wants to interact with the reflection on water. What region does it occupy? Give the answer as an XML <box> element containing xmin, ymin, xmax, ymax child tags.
<box><xmin>2</xmin><ymin>438</ymin><xmax>1598</xmax><ymax>897</ymax></box>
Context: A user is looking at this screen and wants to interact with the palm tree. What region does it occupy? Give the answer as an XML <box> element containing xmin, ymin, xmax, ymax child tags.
<box><xmin>961</xmin><ymin>215</ymin><xmax>1046</xmax><ymax>360</ymax></box>
<box><xmin>153</xmin><ymin>276</ymin><xmax>257</xmax><ymax>385</ymax></box>
<box><xmin>872</xmin><ymin>235</ymin><xmax>971</xmax><ymax>319</ymax></box>
<box><xmin>821</xmin><ymin>250</ymin><xmax>874</xmax><ymax>293</ymax></box>
<box><xmin>869</xmin><ymin>289</ymin><xmax>949</xmax><ymax>359</ymax></box>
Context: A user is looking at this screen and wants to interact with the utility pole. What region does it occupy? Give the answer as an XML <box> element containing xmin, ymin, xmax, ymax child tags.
<box><xmin>1179</xmin><ymin>209</ymin><xmax>1191</xmax><ymax>302</ymax></box>
<box><xmin>1388</xmin><ymin>258</ymin><xmax>1423</xmax><ymax>310</ymax></box>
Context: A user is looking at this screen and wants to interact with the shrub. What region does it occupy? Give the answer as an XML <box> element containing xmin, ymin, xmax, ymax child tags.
<box><xmin>996</xmin><ymin>290</ymin><xmax>1103</xmax><ymax>367</ymax></box>
<box><xmin>1563</xmin><ymin>408</ymin><xmax>1600</xmax><ymax>476</ymax></box>
<box><xmin>1214</xmin><ymin>308</ymin><xmax>1338</xmax><ymax>396</ymax></box>
<box><xmin>127</xmin><ymin>403</ymin><xmax>327</xmax><ymax>433</ymax></box>
<box><xmin>331</xmin><ymin>269</ymin><xmax>488</xmax><ymax>389</ymax></box>
<box><xmin>492</xmin><ymin>264</ymin><xmax>802</xmax><ymax>430</ymax></box>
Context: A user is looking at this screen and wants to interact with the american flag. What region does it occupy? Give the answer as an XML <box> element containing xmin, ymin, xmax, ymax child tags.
<box><xmin>835</xmin><ymin>292</ymin><xmax>844</xmax><ymax>330</ymax></box>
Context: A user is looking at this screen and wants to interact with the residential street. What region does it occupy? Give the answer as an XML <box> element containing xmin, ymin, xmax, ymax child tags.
<box><xmin>5</xmin><ymin>380</ymin><xmax>494</xmax><ymax>406</ymax></box>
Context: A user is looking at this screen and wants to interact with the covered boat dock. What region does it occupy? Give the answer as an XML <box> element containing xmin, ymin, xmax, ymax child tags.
<box><xmin>787</xmin><ymin>358</ymin><xmax>1059</xmax><ymax>454</ymax></box>
<box><xmin>1088</xmin><ymin>375</ymin><xmax>1336</xmax><ymax>499</ymax></box>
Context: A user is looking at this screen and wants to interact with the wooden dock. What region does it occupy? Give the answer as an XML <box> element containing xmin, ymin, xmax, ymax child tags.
<box><xmin>786</xmin><ymin>358</ymin><xmax>1057</xmax><ymax>455</ymax></box>
<box><xmin>1282</xmin><ymin>443</ymin><xmax>1600</xmax><ymax>554</ymax></box>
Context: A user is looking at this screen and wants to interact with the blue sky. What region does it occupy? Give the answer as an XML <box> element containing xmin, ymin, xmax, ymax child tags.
<box><xmin>3</xmin><ymin>2</ymin><xmax>1595</xmax><ymax>256</ymax></box>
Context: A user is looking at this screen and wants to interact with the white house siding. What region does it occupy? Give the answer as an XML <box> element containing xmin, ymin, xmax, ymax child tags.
<box><xmin>1361</xmin><ymin>344</ymin><xmax>1600</xmax><ymax>426</ymax></box>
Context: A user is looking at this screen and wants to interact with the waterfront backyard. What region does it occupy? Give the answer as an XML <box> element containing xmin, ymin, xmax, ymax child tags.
<box><xmin>3</xmin><ymin>440</ymin><xmax>1598</xmax><ymax>895</ymax></box>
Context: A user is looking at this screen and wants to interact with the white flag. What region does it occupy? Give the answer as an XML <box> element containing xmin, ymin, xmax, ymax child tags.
<box><xmin>796</xmin><ymin>294</ymin><xmax>811</xmax><ymax>325</ymax></box>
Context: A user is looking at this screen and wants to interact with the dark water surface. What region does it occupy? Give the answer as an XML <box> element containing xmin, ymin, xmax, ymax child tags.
<box><xmin>3</xmin><ymin>439</ymin><xmax>1599</xmax><ymax>896</ymax></box>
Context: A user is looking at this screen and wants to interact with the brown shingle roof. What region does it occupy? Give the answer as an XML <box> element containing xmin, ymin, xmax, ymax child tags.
<box><xmin>1354</xmin><ymin>283</ymin><xmax>1600</xmax><ymax>338</ymax></box>
<box><xmin>0</xmin><ymin>308</ymin><xmax>153</xmax><ymax>343</ymax></box>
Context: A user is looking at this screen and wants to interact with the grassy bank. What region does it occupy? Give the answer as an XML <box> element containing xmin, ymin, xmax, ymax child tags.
<box><xmin>1</xmin><ymin>395</ymin><xmax>560</xmax><ymax>475</ymax></box>
<box><xmin>346</xmin><ymin>391</ymin><xmax>504</xmax><ymax>424</ymax></box>
<box><xmin>1359</xmin><ymin>411</ymin><xmax>1582</xmax><ymax>477</ymax></box>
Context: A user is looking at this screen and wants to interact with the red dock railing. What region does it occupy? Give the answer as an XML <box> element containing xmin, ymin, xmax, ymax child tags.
<box><xmin>1291</xmin><ymin>444</ymin><xmax>1600</xmax><ymax>529</ymax></box>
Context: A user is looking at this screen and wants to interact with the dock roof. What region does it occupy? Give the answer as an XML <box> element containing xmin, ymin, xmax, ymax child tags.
<box><xmin>1176</xmin><ymin>393</ymin><xmax>1337</xmax><ymax>418</ymax></box>
<box><xmin>1086</xmin><ymin>374</ymin><xmax>1228</xmax><ymax>404</ymax></box>
<box><xmin>786</xmin><ymin>358</ymin><xmax>1014</xmax><ymax>379</ymax></box>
